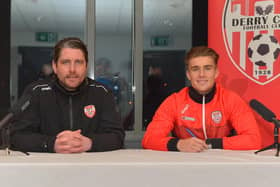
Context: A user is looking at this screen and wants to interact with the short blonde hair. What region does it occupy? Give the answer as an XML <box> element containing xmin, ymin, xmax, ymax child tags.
<box><xmin>185</xmin><ymin>46</ymin><xmax>219</xmax><ymax>68</ymax></box>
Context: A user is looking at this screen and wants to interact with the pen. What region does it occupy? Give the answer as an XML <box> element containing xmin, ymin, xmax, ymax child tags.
<box><xmin>186</xmin><ymin>128</ymin><xmax>212</xmax><ymax>149</ymax></box>
<box><xmin>185</xmin><ymin>128</ymin><xmax>196</xmax><ymax>137</ymax></box>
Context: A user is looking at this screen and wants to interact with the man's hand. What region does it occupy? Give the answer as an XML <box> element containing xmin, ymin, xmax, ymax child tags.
<box><xmin>177</xmin><ymin>137</ymin><xmax>208</xmax><ymax>152</ymax></box>
<box><xmin>54</xmin><ymin>129</ymin><xmax>92</xmax><ymax>153</ymax></box>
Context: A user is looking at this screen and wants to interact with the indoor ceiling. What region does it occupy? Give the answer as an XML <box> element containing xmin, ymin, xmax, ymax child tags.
<box><xmin>11</xmin><ymin>0</ymin><xmax>191</xmax><ymax>35</ymax></box>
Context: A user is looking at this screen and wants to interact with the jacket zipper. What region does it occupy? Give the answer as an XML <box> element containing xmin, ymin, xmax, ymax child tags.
<box><xmin>202</xmin><ymin>95</ymin><xmax>207</xmax><ymax>139</ymax></box>
<box><xmin>69</xmin><ymin>96</ymin><xmax>73</xmax><ymax>130</ymax></box>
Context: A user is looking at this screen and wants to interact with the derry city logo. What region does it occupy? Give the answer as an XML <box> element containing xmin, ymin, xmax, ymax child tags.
<box><xmin>222</xmin><ymin>0</ymin><xmax>280</xmax><ymax>85</ymax></box>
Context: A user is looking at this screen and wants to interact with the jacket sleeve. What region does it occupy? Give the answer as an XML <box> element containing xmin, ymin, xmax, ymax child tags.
<box><xmin>222</xmin><ymin>92</ymin><xmax>261</xmax><ymax>150</ymax></box>
<box><xmin>142</xmin><ymin>94</ymin><xmax>178</xmax><ymax>151</ymax></box>
<box><xmin>87</xmin><ymin>90</ymin><xmax>125</xmax><ymax>152</ymax></box>
<box><xmin>10</xmin><ymin>88</ymin><xmax>56</xmax><ymax>153</ymax></box>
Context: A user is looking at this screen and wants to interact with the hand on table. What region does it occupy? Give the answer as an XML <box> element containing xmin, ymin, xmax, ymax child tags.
<box><xmin>177</xmin><ymin>137</ymin><xmax>208</xmax><ymax>152</ymax></box>
<box><xmin>54</xmin><ymin>129</ymin><xmax>92</xmax><ymax>153</ymax></box>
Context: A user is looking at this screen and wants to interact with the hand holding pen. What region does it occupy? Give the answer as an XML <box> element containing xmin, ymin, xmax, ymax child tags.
<box><xmin>176</xmin><ymin>128</ymin><xmax>208</xmax><ymax>152</ymax></box>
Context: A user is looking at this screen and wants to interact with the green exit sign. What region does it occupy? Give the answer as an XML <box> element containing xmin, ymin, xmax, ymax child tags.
<box><xmin>151</xmin><ymin>36</ymin><xmax>169</xmax><ymax>46</ymax></box>
<box><xmin>36</xmin><ymin>32</ymin><xmax>58</xmax><ymax>43</ymax></box>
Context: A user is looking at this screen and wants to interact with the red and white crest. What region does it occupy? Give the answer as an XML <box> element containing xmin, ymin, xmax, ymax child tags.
<box><xmin>211</xmin><ymin>111</ymin><xmax>222</xmax><ymax>124</ymax></box>
<box><xmin>84</xmin><ymin>105</ymin><xmax>96</xmax><ymax>118</ymax></box>
<box><xmin>222</xmin><ymin>0</ymin><xmax>280</xmax><ymax>85</ymax></box>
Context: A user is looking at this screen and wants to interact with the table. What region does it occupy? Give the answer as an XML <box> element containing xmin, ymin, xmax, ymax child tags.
<box><xmin>0</xmin><ymin>149</ymin><xmax>279</xmax><ymax>187</ymax></box>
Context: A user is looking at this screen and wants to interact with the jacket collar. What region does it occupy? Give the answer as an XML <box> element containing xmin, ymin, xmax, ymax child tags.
<box><xmin>188</xmin><ymin>84</ymin><xmax>216</xmax><ymax>104</ymax></box>
<box><xmin>53</xmin><ymin>76</ymin><xmax>88</xmax><ymax>96</ymax></box>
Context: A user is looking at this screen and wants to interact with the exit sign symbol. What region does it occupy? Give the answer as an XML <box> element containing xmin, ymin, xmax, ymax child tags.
<box><xmin>36</xmin><ymin>32</ymin><xmax>58</xmax><ymax>43</ymax></box>
<box><xmin>151</xmin><ymin>36</ymin><xmax>169</xmax><ymax>46</ymax></box>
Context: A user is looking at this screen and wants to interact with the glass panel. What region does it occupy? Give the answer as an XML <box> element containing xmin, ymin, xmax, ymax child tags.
<box><xmin>95</xmin><ymin>0</ymin><xmax>134</xmax><ymax>130</ymax></box>
<box><xmin>11</xmin><ymin>0</ymin><xmax>86</xmax><ymax>102</ymax></box>
<box><xmin>143</xmin><ymin>0</ymin><xmax>192</xmax><ymax>130</ymax></box>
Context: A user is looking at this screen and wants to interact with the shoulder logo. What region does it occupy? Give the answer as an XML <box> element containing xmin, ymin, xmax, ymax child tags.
<box><xmin>222</xmin><ymin>0</ymin><xmax>280</xmax><ymax>85</ymax></box>
<box><xmin>41</xmin><ymin>86</ymin><xmax>52</xmax><ymax>91</ymax></box>
<box><xmin>181</xmin><ymin>104</ymin><xmax>190</xmax><ymax>114</ymax></box>
<box><xmin>84</xmin><ymin>105</ymin><xmax>96</xmax><ymax>118</ymax></box>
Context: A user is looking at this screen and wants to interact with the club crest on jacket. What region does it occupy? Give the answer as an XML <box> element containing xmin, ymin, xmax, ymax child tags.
<box><xmin>211</xmin><ymin>111</ymin><xmax>222</xmax><ymax>124</ymax></box>
<box><xmin>84</xmin><ymin>105</ymin><xmax>96</xmax><ymax>118</ymax></box>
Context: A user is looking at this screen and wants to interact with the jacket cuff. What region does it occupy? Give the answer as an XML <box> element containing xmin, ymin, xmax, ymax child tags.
<box><xmin>42</xmin><ymin>136</ymin><xmax>56</xmax><ymax>152</ymax></box>
<box><xmin>206</xmin><ymin>138</ymin><xmax>223</xmax><ymax>149</ymax></box>
<box><xmin>167</xmin><ymin>138</ymin><xmax>180</xmax><ymax>151</ymax></box>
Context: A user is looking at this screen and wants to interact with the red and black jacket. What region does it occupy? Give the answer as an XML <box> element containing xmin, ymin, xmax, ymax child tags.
<box><xmin>142</xmin><ymin>83</ymin><xmax>261</xmax><ymax>151</ymax></box>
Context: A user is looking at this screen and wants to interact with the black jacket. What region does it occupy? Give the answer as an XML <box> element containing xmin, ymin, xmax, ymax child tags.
<box><xmin>10</xmin><ymin>77</ymin><xmax>125</xmax><ymax>152</ymax></box>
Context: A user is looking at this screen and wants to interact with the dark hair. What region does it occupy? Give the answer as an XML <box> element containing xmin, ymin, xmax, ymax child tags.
<box><xmin>53</xmin><ymin>37</ymin><xmax>88</xmax><ymax>63</ymax></box>
<box><xmin>185</xmin><ymin>46</ymin><xmax>219</xmax><ymax>68</ymax></box>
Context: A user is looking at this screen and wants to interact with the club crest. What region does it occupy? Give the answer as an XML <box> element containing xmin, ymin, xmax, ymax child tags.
<box><xmin>211</xmin><ymin>111</ymin><xmax>222</xmax><ymax>124</ymax></box>
<box><xmin>222</xmin><ymin>0</ymin><xmax>280</xmax><ymax>85</ymax></box>
<box><xmin>84</xmin><ymin>105</ymin><xmax>96</xmax><ymax>118</ymax></box>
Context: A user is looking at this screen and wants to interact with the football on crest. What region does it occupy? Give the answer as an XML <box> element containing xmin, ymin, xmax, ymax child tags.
<box><xmin>247</xmin><ymin>34</ymin><xmax>280</xmax><ymax>66</ymax></box>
